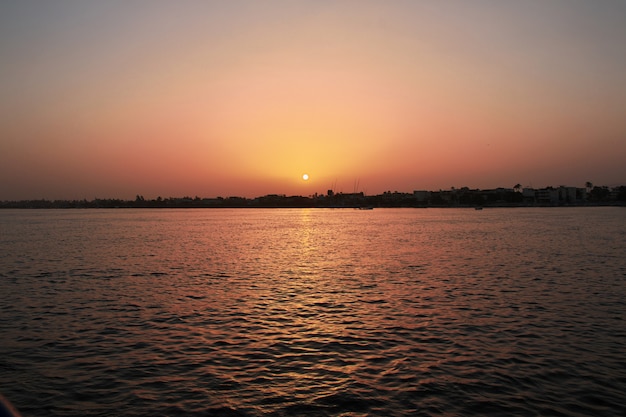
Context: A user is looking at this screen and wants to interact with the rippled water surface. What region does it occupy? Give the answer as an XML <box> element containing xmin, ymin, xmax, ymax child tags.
<box><xmin>1</xmin><ymin>208</ymin><xmax>625</xmax><ymax>416</ymax></box>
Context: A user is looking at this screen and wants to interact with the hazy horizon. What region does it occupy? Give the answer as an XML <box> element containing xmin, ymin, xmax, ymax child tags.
<box><xmin>2</xmin><ymin>1</ymin><xmax>625</xmax><ymax>201</ymax></box>
<box><xmin>1</xmin><ymin>180</ymin><xmax>622</xmax><ymax>203</ymax></box>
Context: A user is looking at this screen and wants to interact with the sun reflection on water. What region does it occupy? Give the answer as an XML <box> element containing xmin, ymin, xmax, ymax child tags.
<box><xmin>2</xmin><ymin>208</ymin><xmax>625</xmax><ymax>416</ymax></box>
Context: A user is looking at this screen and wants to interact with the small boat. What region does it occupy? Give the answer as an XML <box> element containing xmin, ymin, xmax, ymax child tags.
<box><xmin>358</xmin><ymin>206</ymin><xmax>374</xmax><ymax>210</ymax></box>
<box><xmin>474</xmin><ymin>207</ymin><xmax>483</xmax><ymax>210</ymax></box>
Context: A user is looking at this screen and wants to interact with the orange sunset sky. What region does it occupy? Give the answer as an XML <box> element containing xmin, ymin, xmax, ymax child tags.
<box><xmin>1</xmin><ymin>0</ymin><xmax>625</xmax><ymax>200</ymax></box>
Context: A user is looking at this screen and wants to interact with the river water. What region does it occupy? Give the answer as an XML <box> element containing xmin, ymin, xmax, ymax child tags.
<box><xmin>1</xmin><ymin>208</ymin><xmax>625</xmax><ymax>416</ymax></box>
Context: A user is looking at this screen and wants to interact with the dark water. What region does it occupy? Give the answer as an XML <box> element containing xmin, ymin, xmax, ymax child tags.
<box><xmin>1</xmin><ymin>208</ymin><xmax>625</xmax><ymax>416</ymax></box>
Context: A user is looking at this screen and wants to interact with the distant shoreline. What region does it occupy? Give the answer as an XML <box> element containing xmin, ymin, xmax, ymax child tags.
<box><xmin>1</xmin><ymin>205</ymin><xmax>624</xmax><ymax>210</ymax></box>
<box><xmin>2</xmin><ymin>185</ymin><xmax>624</xmax><ymax>209</ymax></box>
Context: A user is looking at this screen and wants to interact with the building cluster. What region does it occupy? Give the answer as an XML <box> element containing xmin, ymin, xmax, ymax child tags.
<box><xmin>412</xmin><ymin>186</ymin><xmax>592</xmax><ymax>206</ymax></box>
<box><xmin>1</xmin><ymin>185</ymin><xmax>624</xmax><ymax>209</ymax></box>
<box><xmin>315</xmin><ymin>185</ymin><xmax>615</xmax><ymax>208</ymax></box>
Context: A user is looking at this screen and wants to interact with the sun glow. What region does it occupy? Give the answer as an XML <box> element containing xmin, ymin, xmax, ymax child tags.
<box><xmin>302</xmin><ymin>174</ymin><xmax>309</xmax><ymax>181</ymax></box>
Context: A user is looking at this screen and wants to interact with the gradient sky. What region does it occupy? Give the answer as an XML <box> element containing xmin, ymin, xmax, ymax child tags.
<box><xmin>1</xmin><ymin>0</ymin><xmax>625</xmax><ymax>200</ymax></box>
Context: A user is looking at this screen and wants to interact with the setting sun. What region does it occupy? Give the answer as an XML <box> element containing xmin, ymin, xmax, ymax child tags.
<box><xmin>0</xmin><ymin>0</ymin><xmax>624</xmax><ymax>202</ymax></box>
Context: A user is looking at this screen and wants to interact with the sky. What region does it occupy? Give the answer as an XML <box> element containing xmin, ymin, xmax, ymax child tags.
<box><xmin>1</xmin><ymin>0</ymin><xmax>625</xmax><ymax>200</ymax></box>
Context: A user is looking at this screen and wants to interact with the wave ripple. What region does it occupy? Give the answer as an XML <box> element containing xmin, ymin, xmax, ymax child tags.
<box><xmin>1</xmin><ymin>208</ymin><xmax>625</xmax><ymax>416</ymax></box>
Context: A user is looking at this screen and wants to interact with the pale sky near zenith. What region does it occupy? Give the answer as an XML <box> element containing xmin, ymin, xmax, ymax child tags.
<box><xmin>1</xmin><ymin>0</ymin><xmax>625</xmax><ymax>200</ymax></box>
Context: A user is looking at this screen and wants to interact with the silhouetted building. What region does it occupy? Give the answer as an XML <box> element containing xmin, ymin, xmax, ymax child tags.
<box><xmin>413</xmin><ymin>190</ymin><xmax>430</xmax><ymax>202</ymax></box>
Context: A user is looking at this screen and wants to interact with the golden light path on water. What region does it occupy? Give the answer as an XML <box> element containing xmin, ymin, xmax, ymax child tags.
<box><xmin>0</xmin><ymin>208</ymin><xmax>625</xmax><ymax>416</ymax></box>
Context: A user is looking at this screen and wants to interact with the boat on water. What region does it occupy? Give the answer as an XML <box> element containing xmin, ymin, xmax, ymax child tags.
<box><xmin>475</xmin><ymin>207</ymin><xmax>483</xmax><ymax>210</ymax></box>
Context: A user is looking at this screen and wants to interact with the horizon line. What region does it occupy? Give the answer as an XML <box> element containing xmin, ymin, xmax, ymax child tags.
<box><xmin>2</xmin><ymin>183</ymin><xmax>623</xmax><ymax>203</ymax></box>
